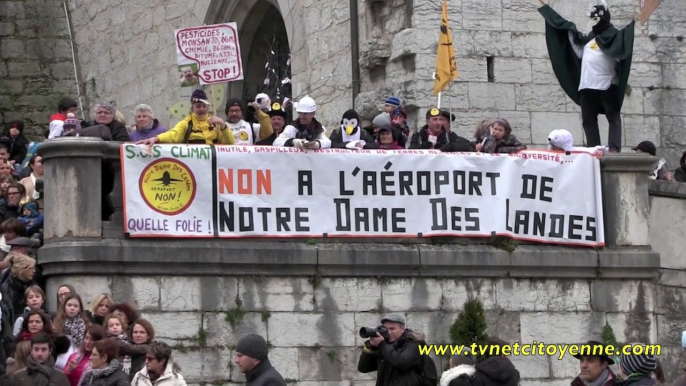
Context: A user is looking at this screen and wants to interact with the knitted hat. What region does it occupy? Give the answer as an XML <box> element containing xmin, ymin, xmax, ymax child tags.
<box><xmin>620</xmin><ymin>345</ymin><xmax>657</xmax><ymax>376</ymax></box>
<box><xmin>190</xmin><ymin>89</ymin><xmax>209</xmax><ymax>105</ymax></box>
<box><xmin>21</xmin><ymin>202</ymin><xmax>39</xmax><ymax>217</ymax></box>
<box><xmin>392</xmin><ymin>107</ymin><xmax>407</xmax><ymax>119</ymax></box>
<box><xmin>64</xmin><ymin>113</ymin><xmax>81</xmax><ymax>131</ymax></box>
<box><xmin>372</xmin><ymin>113</ymin><xmax>392</xmax><ymax>130</ymax></box>
<box><xmin>236</xmin><ymin>334</ymin><xmax>268</xmax><ymax>361</ymax></box>
<box><xmin>385</xmin><ymin>96</ymin><xmax>401</xmax><ymax>107</ymax></box>
<box><xmin>8</xmin><ymin>120</ymin><xmax>24</xmax><ymax>133</ymax></box>
<box><xmin>225</xmin><ymin>98</ymin><xmax>243</xmax><ymax>115</ymax></box>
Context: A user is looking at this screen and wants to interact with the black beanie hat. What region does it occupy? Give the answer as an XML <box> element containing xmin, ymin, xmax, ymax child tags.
<box><xmin>225</xmin><ymin>98</ymin><xmax>243</xmax><ymax>115</ymax></box>
<box><xmin>236</xmin><ymin>334</ymin><xmax>268</xmax><ymax>361</ymax></box>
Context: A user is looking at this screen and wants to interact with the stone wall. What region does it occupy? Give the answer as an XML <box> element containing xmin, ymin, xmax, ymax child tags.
<box><xmin>46</xmin><ymin>274</ymin><xmax>672</xmax><ymax>386</ymax></box>
<box><xmin>0</xmin><ymin>0</ymin><xmax>77</xmax><ymax>138</ymax></box>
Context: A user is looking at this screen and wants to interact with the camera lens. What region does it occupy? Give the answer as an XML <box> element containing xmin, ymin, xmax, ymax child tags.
<box><xmin>359</xmin><ymin>327</ymin><xmax>377</xmax><ymax>339</ymax></box>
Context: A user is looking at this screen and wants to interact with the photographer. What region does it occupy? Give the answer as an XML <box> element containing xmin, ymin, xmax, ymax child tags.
<box><xmin>357</xmin><ymin>314</ymin><xmax>436</xmax><ymax>386</ymax></box>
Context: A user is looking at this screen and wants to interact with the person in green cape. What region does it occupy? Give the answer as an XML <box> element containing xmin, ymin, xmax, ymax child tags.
<box><xmin>537</xmin><ymin>0</ymin><xmax>638</xmax><ymax>153</ymax></box>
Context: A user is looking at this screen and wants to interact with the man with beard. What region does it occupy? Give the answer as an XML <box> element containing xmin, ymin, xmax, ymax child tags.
<box><xmin>256</xmin><ymin>101</ymin><xmax>288</xmax><ymax>146</ymax></box>
<box><xmin>537</xmin><ymin>0</ymin><xmax>636</xmax><ymax>153</ymax></box>
<box><xmin>225</xmin><ymin>97</ymin><xmax>274</xmax><ymax>146</ymax></box>
<box><xmin>11</xmin><ymin>333</ymin><xmax>70</xmax><ymax>386</ymax></box>
<box><xmin>273</xmin><ymin>96</ymin><xmax>331</xmax><ymax>149</ymax></box>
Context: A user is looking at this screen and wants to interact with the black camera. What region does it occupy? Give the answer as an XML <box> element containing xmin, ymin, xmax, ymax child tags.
<box><xmin>359</xmin><ymin>325</ymin><xmax>389</xmax><ymax>340</ymax></box>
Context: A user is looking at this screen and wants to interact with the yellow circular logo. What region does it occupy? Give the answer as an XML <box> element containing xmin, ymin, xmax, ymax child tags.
<box><xmin>430</xmin><ymin>108</ymin><xmax>440</xmax><ymax>116</ymax></box>
<box><xmin>238</xmin><ymin>130</ymin><xmax>249</xmax><ymax>141</ymax></box>
<box><xmin>272</xmin><ymin>102</ymin><xmax>281</xmax><ymax>110</ymax></box>
<box><xmin>590</xmin><ymin>42</ymin><xmax>599</xmax><ymax>51</ymax></box>
<box><xmin>139</xmin><ymin>159</ymin><xmax>196</xmax><ymax>215</ymax></box>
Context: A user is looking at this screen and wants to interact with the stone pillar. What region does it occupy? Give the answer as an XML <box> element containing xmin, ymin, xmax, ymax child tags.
<box><xmin>601</xmin><ymin>155</ymin><xmax>656</xmax><ymax>247</ymax></box>
<box><xmin>38</xmin><ymin>137</ymin><xmax>107</xmax><ymax>241</ymax></box>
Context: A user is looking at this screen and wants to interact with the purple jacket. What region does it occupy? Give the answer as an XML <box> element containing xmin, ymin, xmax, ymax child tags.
<box><xmin>128</xmin><ymin>119</ymin><xmax>168</xmax><ymax>142</ymax></box>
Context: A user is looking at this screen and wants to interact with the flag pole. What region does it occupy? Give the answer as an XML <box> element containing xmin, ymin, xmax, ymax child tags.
<box><xmin>434</xmin><ymin>72</ymin><xmax>442</xmax><ymax>108</ymax></box>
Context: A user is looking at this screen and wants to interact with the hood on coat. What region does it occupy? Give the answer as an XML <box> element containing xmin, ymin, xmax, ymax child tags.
<box><xmin>405</xmin><ymin>330</ymin><xmax>426</xmax><ymax>342</ymax></box>
<box><xmin>475</xmin><ymin>356</ymin><xmax>519</xmax><ymax>383</ymax></box>
<box><xmin>440</xmin><ymin>365</ymin><xmax>476</xmax><ymax>386</ymax></box>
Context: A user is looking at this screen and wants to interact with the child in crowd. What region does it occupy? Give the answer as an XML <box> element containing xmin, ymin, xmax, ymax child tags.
<box><xmin>0</xmin><ymin>120</ymin><xmax>29</xmax><ymax>172</ymax></box>
<box><xmin>18</xmin><ymin>202</ymin><xmax>43</xmax><ymax>240</ymax></box>
<box><xmin>48</xmin><ymin>97</ymin><xmax>78</xmax><ymax>139</ymax></box>
<box><xmin>13</xmin><ymin>285</ymin><xmax>45</xmax><ymax>337</ymax></box>
<box><xmin>478</xmin><ymin>118</ymin><xmax>526</xmax><ymax>154</ymax></box>
<box><xmin>104</xmin><ymin>314</ymin><xmax>132</xmax><ymax>374</ymax></box>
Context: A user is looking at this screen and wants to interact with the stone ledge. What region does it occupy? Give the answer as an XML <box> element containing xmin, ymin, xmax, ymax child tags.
<box><xmin>600</xmin><ymin>154</ymin><xmax>656</xmax><ymax>172</ymax></box>
<box><xmin>649</xmin><ymin>180</ymin><xmax>686</xmax><ymax>198</ymax></box>
<box><xmin>38</xmin><ymin>240</ymin><xmax>661</xmax><ymax>279</ymax></box>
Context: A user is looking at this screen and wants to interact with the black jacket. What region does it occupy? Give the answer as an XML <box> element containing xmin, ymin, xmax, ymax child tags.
<box><xmin>675</xmin><ymin>152</ymin><xmax>686</xmax><ymax>183</ymax></box>
<box><xmin>472</xmin><ymin>357</ymin><xmax>520</xmax><ymax>386</ymax></box>
<box><xmin>358</xmin><ymin>329</ymin><xmax>425</xmax><ymax>386</ymax></box>
<box><xmin>0</xmin><ymin>135</ymin><xmax>29</xmax><ymax>164</ymax></box>
<box><xmin>282</xmin><ymin>118</ymin><xmax>326</xmax><ymax>146</ymax></box>
<box><xmin>616</xmin><ymin>376</ymin><xmax>661</xmax><ymax>386</ymax></box>
<box><xmin>256</xmin><ymin>132</ymin><xmax>277</xmax><ymax>146</ymax></box>
<box><xmin>0</xmin><ymin>202</ymin><xmax>19</xmax><ymax>222</ymax></box>
<box><xmin>329</xmin><ymin>127</ymin><xmax>378</xmax><ymax>149</ymax></box>
<box><xmin>409</xmin><ymin>126</ymin><xmax>473</xmax><ymax>152</ymax></box>
<box><xmin>0</xmin><ymin>275</ymin><xmax>34</xmax><ymax>324</ymax></box>
<box><xmin>441</xmin><ymin>365</ymin><xmax>475</xmax><ymax>386</ymax></box>
<box><xmin>245</xmin><ymin>358</ymin><xmax>286</xmax><ymax>386</ymax></box>
<box><xmin>81</xmin><ymin>368</ymin><xmax>130</xmax><ymax>386</ymax></box>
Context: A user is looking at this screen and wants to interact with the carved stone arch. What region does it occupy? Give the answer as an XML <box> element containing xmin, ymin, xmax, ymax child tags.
<box><xmin>204</xmin><ymin>0</ymin><xmax>307</xmax><ymax>106</ymax></box>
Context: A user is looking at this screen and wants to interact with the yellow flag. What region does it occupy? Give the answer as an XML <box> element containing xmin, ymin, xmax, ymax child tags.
<box><xmin>433</xmin><ymin>0</ymin><xmax>459</xmax><ymax>95</ymax></box>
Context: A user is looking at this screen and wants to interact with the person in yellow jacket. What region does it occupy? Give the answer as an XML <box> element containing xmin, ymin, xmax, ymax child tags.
<box><xmin>136</xmin><ymin>89</ymin><xmax>235</xmax><ymax>145</ymax></box>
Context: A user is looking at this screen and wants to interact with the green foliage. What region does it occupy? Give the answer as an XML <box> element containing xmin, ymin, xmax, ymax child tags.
<box><xmin>491</xmin><ymin>237</ymin><xmax>517</xmax><ymax>252</ymax></box>
<box><xmin>172</xmin><ymin>343</ymin><xmax>189</xmax><ymax>354</ymax></box>
<box><xmin>307</xmin><ymin>238</ymin><xmax>317</xmax><ymax>245</ymax></box>
<box><xmin>261</xmin><ymin>309</ymin><xmax>272</xmax><ymax>323</ymax></box>
<box><xmin>308</xmin><ymin>273</ymin><xmax>322</xmax><ymax>289</ymax></box>
<box><xmin>602</xmin><ymin>324</ymin><xmax>618</xmax><ymax>346</ymax></box>
<box><xmin>449</xmin><ymin>298</ymin><xmax>489</xmax><ymax>362</ymax></box>
<box><xmin>224</xmin><ymin>297</ymin><xmax>247</xmax><ymax>328</ymax></box>
<box><xmin>326</xmin><ymin>350</ymin><xmax>337</xmax><ymax>363</ymax></box>
<box><xmin>190</xmin><ymin>325</ymin><xmax>208</xmax><ymax>348</ymax></box>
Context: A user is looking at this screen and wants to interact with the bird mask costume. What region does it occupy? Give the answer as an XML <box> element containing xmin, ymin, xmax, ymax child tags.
<box><xmin>340</xmin><ymin>109</ymin><xmax>361</xmax><ymax>139</ymax></box>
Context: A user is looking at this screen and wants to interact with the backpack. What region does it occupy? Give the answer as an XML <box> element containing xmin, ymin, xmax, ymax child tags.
<box><xmin>418</xmin><ymin>350</ymin><xmax>439</xmax><ymax>386</ymax></box>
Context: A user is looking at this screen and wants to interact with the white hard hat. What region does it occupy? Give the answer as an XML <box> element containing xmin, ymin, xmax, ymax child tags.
<box><xmin>295</xmin><ymin>96</ymin><xmax>317</xmax><ymax>113</ymax></box>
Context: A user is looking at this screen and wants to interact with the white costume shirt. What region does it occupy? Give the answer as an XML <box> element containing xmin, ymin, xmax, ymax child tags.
<box><xmin>569</xmin><ymin>33</ymin><xmax>619</xmax><ymax>91</ymax></box>
<box><xmin>226</xmin><ymin>119</ymin><xmax>261</xmax><ymax>146</ymax></box>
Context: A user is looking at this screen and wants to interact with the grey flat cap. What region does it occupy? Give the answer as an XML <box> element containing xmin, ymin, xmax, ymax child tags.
<box><xmin>381</xmin><ymin>314</ymin><xmax>405</xmax><ymax>325</ymax></box>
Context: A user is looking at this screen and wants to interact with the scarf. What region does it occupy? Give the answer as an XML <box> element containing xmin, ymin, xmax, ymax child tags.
<box><xmin>64</xmin><ymin>317</ymin><xmax>87</xmax><ymax>347</ymax></box>
<box><xmin>0</xmin><ymin>235</ymin><xmax>10</xmax><ymax>253</ymax></box>
<box><xmin>137</xmin><ymin>120</ymin><xmax>155</xmax><ymax>135</ymax></box>
<box><xmin>30</xmin><ymin>173</ymin><xmax>39</xmax><ymax>200</ymax></box>
<box><xmin>18</xmin><ymin>330</ymin><xmax>36</xmax><ymax>342</ymax></box>
<box><xmin>79</xmin><ymin>358</ymin><xmax>120</xmax><ymax>386</ymax></box>
<box><xmin>584</xmin><ymin>368</ymin><xmax>613</xmax><ymax>386</ymax></box>
<box><xmin>27</xmin><ymin>355</ymin><xmax>55</xmax><ymax>386</ymax></box>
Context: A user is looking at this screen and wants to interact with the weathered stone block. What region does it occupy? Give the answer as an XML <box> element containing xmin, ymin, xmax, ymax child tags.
<box><xmin>656</xmin><ymin>285</ymin><xmax>686</xmax><ymax>315</ymax></box>
<box><xmin>531</xmin><ymin>58</ymin><xmax>557</xmax><ymax>84</ymax></box>
<box><xmin>494</xmin><ymin>58</ymin><xmax>532</xmax><ymax>83</ymax></box>
<box><xmin>454</xmin><ymin>57</ymin><xmax>488</xmax><ymax>83</ymax></box>
<box><xmin>467</xmin><ymin>31</ymin><xmax>513</xmax><ymax>57</ymax></box>
<box><xmin>530</xmin><ymin>112</ymin><xmax>582</xmax><ymax>145</ymax></box>
<box><xmin>511</xmin><ymin>33</ymin><xmax>548</xmax><ymax>59</ymax></box>
<box><xmin>160</xmin><ymin>277</ymin><xmax>201</xmax><ymax>311</ymax></box>
<box><xmin>462</xmin><ymin>0</ymin><xmax>502</xmax><ymax>31</ymax></box>
<box><xmin>268</xmin><ymin>347</ymin><xmax>299</xmax><ymax>381</ymax></box>
<box><xmin>382</xmin><ymin>278</ymin><xmax>443</xmax><ymax>312</ymax></box>
<box><xmin>486</xmin><ymin>310</ymin><xmax>521</xmax><ymax>345</ymax></box>
<box><xmin>663</xmin><ymin>63</ymin><xmax>686</xmax><ymax>89</ymax></box>
<box><xmin>174</xmin><ymin>346</ymin><xmax>232</xmax><ymax>382</ymax></box>
<box><xmin>198</xmin><ymin>277</ymin><xmax>238</xmax><ymax>312</ymax></box>
<box><xmin>629</xmin><ymin>63</ymin><xmax>663</xmax><ymax>88</ymax></box>
<box><xmin>441</xmin><ymin>279</ymin><xmax>497</xmax><ymax>311</ymax></box>
<box><xmin>515</xmin><ymin>84</ymin><xmax>567</xmax><ymax>112</ymax></box>
<box><xmin>405</xmin><ymin>311</ymin><xmax>458</xmax><ymax>344</ymax></box>
<box><xmin>499</xmin><ymin>111</ymin><xmax>532</xmax><ymax>142</ymax></box>
<box><xmin>0</xmin><ymin>21</ymin><xmax>14</xmax><ymax>36</ymax></box>
<box><xmin>510</xmin><ymin>246</ymin><xmax>598</xmax><ymax>278</ymax></box>
<box><xmin>597</xmin><ymin>250</ymin><xmax>660</xmax><ymax>279</ymax></box>
<box><xmin>645</xmin><ymin>89</ymin><xmax>686</xmax><ymax>116</ymax></box>
<box><xmin>46</xmin><ymin>276</ymin><xmax>110</xmax><ymax>312</ymax></box>
<box><xmin>659</xmin><ymin>115</ymin><xmax>686</xmax><ymax>147</ymax></box>
<box><xmin>468</xmin><ymin>83</ymin><xmax>516</xmax><ymax>110</ymax></box>
<box><xmin>239</xmin><ymin>277</ymin><xmax>313</xmax><ymax>312</ymax></box>
<box><xmin>510</xmin><ymin>352</ymin><xmax>550</xmax><ymax>378</ymax></box>
<box><xmin>0</xmin><ymin>1</ymin><xmax>26</xmax><ymax>19</ymax></box>
<box><xmin>622</xmin><ymin>88</ymin><xmax>645</xmax><ymax>115</ymax></box>
<box><xmin>353</xmin><ymin>312</ymin><xmax>385</xmax><ymax>346</ymax></box>
<box><xmin>549</xmin><ymin>349</ymin><xmax>580</xmax><ymax>379</ymax></box>
<box><xmin>503</xmin><ymin>0</ymin><xmax>545</xmax><ymax>33</ymax></box>
<box><xmin>0</xmin><ymin>63</ymin><xmax>7</xmax><ymax>78</ymax></box>
<box><xmin>606</xmin><ymin>312</ymin><xmax>657</xmax><ymax>344</ymax></box>
<box><xmin>419</xmin><ymin>245</ymin><xmax>510</xmax><ymax>278</ymax></box>
<box><xmin>315</xmin><ymin>278</ymin><xmax>381</xmax><ymax>312</ymax></box>
<box><xmin>268</xmin><ymin>313</ymin><xmax>355</xmax><ymax>347</ymax></box>
<box><xmin>591</xmin><ymin>281</ymin><xmax>655</xmax><ymax>313</ymax></box>
<box><xmin>318</xmin><ymin>244</ymin><xmax>420</xmax><ymax>277</ymax></box>
<box><xmin>204</xmin><ymin>312</ymin><xmax>267</xmax><ymax>347</ymax></box>
<box><xmin>520</xmin><ymin>312</ymin><xmax>605</xmax><ymax>344</ymax></box>
<box><xmin>140</xmin><ymin>312</ymin><xmax>201</xmax><ymax>340</ymax></box>
<box><xmin>0</xmin><ymin>39</ymin><xmax>24</xmax><ymax>59</ymax></box>
<box><xmin>496</xmin><ymin>279</ymin><xmax>591</xmax><ymax>312</ymax></box>
<box><xmin>360</xmin><ymin>38</ymin><xmax>391</xmax><ymax>69</ymax></box>
<box><xmin>298</xmin><ymin>347</ymin><xmax>375</xmax><ymax>381</ymax></box>
<box><xmin>111</xmin><ymin>277</ymin><xmax>160</xmax><ymax>310</ymax></box>
<box><xmin>659</xmin><ymin>270</ymin><xmax>686</xmax><ymax>289</ymax></box>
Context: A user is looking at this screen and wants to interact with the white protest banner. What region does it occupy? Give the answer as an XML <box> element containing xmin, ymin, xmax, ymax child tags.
<box><xmin>174</xmin><ymin>23</ymin><xmax>243</xmax><ymax>84</ymax></box>
<box><xmin>121</xmin><ymin>145</ymin><xmax>605</xmax><ymax>247</ymax></box>
<box><xmin>121</xmin><ymin>144</ymin><xmax>215</xmax><ymax>237</ymax></box>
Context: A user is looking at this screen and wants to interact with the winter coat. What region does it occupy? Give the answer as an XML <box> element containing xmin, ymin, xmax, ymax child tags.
<box><xmin>472</xmin><ymin>356</ymin><xmax>520</xmax><ymax>386</ymax></box>
<box><xmin>440</xmin><ymin>365</ymin><xmax>475</xmax><ymax>386</ymax></box>
<box><xmin>80</xmin><ymin>367</ymin><xmax>130</xmax><ymax>386</ymax></box>
<box><xmin>131</xmin><ymin>363</ymin><xmax>187</xmax><ymax>386</ymax></box>
<box><xmin>0</xmin><ymin>274</ymin><xmax>34</xmax><ymax>324</ymax></box>
<box><xmin>244</xmin><ymin>358</ymin><xmax>286</xmax><ymax>386</ymax></box>
<box><xmin>410</xmin><ymin>126</ymin><xmax>473</xmax><ymax>152</ymax></box>
<box><xmin>570</xmin><ymin>368</ymin><xmax>616</xmax><ymax>386</ymax></box>
<box><xmin>274</xmin><ymin>118</ymin><xmax>331</xmax><ymax>149</ymax></box>
<box><xmin>0</xmin><ymin>134</ymin><xmax>29</xmax><ymax>164</ymax></box>
<box><xmin>358</xmin><ymin>329</ymin><xmax>425</xmax><ymax>386</ymax></box>
<box><xmin>0</xmin><ymin>201</ymin><xmax>19</xmax><ymax>222</ymax></box>
<box><xmin>329</xmin><ymin>127</ymin><xmax>378</xmax><ymax>149</ymax></box>
<box><xmin>481</xmin><ymin>134</ymin><xmax>526</xmax><ymax>154</ymax></box>
<box><xmin>11</xmin><ymin>366</ymin><xmax>71</xmax><ymax>386</ymax></box>
<box><xmin>128</xmin><ymin>120</ymin><xmax>168</xmax><ymax>142</ymax></box>
<box><xmin>158</xmin><ymin>114</ymin><xmax>234</xmax><ymax>145</ymax></box>
<box><xmin>675</xmin><ymin>152</ymin><xmax>686</xmax><ymax>183</ymax></box>
<box><xmin>616</xmin><ymin>376</ymin><xmax>661</xmax><ymax>386</ymax></box>
<box><xmin>117</xmin><ymin>341</ymin><xmax>150</xmax><ymax>381</ymax></box>
<box><xmin>0</xmin><ymin>292</ymin><xmax>13</xmax><ymax>371</ymax></box>
<box><xmin>105</xmin><ymin>120</ymin><xmax>130</xmax><ymax>142</ymax></box>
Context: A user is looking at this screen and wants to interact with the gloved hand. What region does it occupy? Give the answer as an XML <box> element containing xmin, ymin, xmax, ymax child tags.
<box><xmin>345</xmin><ymin>140</ymin><xmax>366</xmax><ymax>150</ymax></box>
<box><xmin>293</xmin><ymin>139</ymin><xmax>305</xmax><ymax>149</ymax></box>
<box><xmin>304</xmin><ymin>140</ymin><xmax>321</xmax><ymax>150</ymax></box>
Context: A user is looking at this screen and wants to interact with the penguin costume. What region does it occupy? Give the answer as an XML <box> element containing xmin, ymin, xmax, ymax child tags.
<box><xmin>329</xmin><ymin>109</ymin><xmax>378</xmax><ymax>149</ymax></box>
<box><xmin>538</xmin><ymin>0</ymin><xmax>635</xmax><ymax>152</ymax></box>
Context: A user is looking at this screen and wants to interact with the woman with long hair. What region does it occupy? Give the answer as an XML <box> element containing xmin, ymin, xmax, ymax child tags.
<box><xmin>86</xmin><ymin>293</ymin><xmax>113</xmax><ymax>326</ymax></box>
<box><xmin>63</xmin><ymin>325</ymin><xmax>106</xmax><ymax>386</ymax></box>
<box><xmin>14</xmin><ymin>309</ymin><xmax>70</xmax><ymax>362</ymax></box>
<box><xmin>53</xmin><ymin>294</ymin><xmax>91</xmax><ymax>349</ymax></box>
